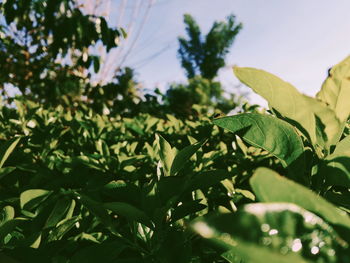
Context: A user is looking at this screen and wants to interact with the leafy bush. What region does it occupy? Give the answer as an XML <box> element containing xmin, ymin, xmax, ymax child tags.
<box><xmin>194</xmin><ymin>56</ymin><xmax>350</xmax><ymax>262</ymax></box>
<box><xmin>0</xmin><ymin>98</ymin><xmax>270</xmax><ymax>262</ymax></box>
<box><xmin>1</xmin><ymin>55</ymin><xmax>350</xmax><ymax>263</ymax></box>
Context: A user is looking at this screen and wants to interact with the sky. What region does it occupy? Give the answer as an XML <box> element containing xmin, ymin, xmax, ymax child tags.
<box><xmin>120</xmin><ymin>0</ymin><xmax>350</xmax><ymax>106</ymax></box>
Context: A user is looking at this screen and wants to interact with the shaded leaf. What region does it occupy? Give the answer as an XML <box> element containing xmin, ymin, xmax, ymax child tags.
<box><xmin>171</xmin><ymin>200</ymin><xmax>206</xmax><ymax>222</ymax></box>
<box><xmin>170</xmin><ymin>140</ymin><xmax>205</xmax><ymax>175</ymax></box>
<box><xmin>0</xmin><ymin>167</ymin><xmax>16</xmax><ymax>180</ymax></box>
<box><xmin>104</xmin><ymin>202</ymin><xmax>153</xmax><ymax>229</ymax></box>
<box><xmin>71</xmin><ymin>240</ymin><xmax>128</xmax><ymax>263</ymax></box>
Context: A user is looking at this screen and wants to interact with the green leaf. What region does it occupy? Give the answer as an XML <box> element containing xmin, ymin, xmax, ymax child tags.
<box><xmin>213</xmin><ymin>113</ymin><xmax>305</xmax><ymax>181</ymax></box>
<box><xmin>330</xmin><ymin>135</ymin><xmax>350</xmax><ymax>157</ymax></box>
<box><xmin>250</xmin><ymin>167</ymin><xmax>350</xmax><ymax>228</ymax></box>
<box><xmin>103</xmin><ymin>202</ymin><xmax>153</xmax><ymax>229</ymax></box>
<box><xmin>170</xmin><ymin>140</ymin><xmax>205</xmax><ymax>175</ymax></box>
<box><xmin>0</xmin><ymin>206</ymin><xmax>15</xmax><ymax>225</ymax></box>
<box><xmin>221</xmin><ymin>242</ymin><xmax>311</xmax><ymax>263</ymax></box>
<box><xmin>47</xmin><ymin>216</ymin><xmax>80</xmax><ymax>242</ymax></box>
<box><xmin>171</xmin><ymin>200</ymin><xmax>206</xmax><ymax>222</ymax></box>
<box><xmin>20</xmin><ymin>189</ymin><xmax>52</xmax><ymax>210</ymax></box>
<box><xmin>0</xmin><ymin>218</ymin><xmax>27</xmax><ymax>241</ymax></box>
<box><xmin>320</xmin><ymin>157</ymin><xmax>350</xmax><ymax>188</ymax></box>
<box><xmin>234</xmin><ymin>67</ymin><xmax>315</xmax><ymax>142</ymax></box>
<box><xmin>317</xmin><ymin>56</ymin><xmax>350</xmax><ymax>124</ymax></box>
<box><xmin>95</xmin><ymin>139</ymin><xmax>110</xmax><ymax>157</ymax></box>
<box><xmin>233</xmin><ymin>67</ymin><xmax>342</xmax><ymax>150</ymax></box>
<box><xmin>192</xmin><ymin>202</ymin><xmax>347</xmax><ymax>263</ymax></box>
<box><xmin>78</xmin><ymin>195</ymin><xmax>112</xmax><ymax>228</ymax></box>
<box><xmin>0</xmin><ymin>137</ymin><xmax>21</xmax><ymax>169</ymax></box>
<box><xmin>302</xmin><ymin>95</ymin><xmax>341</xmax><ymax>149</ymax></box>
<box><xmin>45</xmin><ymin>197</ymin><xmax>72</xmax><ymax>228</ymax></box>
<box><xmin>318</xmin><ymin>135</ymin><xmax>350</xmax><ymax>187</ymax></box>
<box><xmin>188</xmin><ymin>170</ymin><xmax>232</xmax><ymax>191</ymax></box>
<box><xmin>156</xmin><ymin>134</ymin><xmax>176</xmax><ymax>176</ymax></box>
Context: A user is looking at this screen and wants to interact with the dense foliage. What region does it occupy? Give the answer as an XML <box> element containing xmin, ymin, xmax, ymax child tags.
<box><xmin>166</xmin><ymin>14</ymin><xmax>242</xmax><ymax>118</ymax></box>
<box><xmin>1</xmin><ymin>1</ymin><xmax>350</xmax><ymax>262</ymax></box>
<box><xmin>1</xmin><ymin>57</ymin><xmax>350</xmax><ymax>262</ymax></box>
<box><xmin>0</xmin><ymin>0</ymin><xmax>122</xmax><ymax>105</ymax></box>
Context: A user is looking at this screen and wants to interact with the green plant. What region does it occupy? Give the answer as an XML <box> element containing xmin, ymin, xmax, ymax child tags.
<box><xmin>166</xmin><ymin>14</ymin><xmax>243</xmax><ymax>118</ymax></box>
<box><xmin>178</xmin><ymin>14</ymin><xmax>242</xmax><ymax>80</ymax></box>
<box><xmin>193</xmin><ymin>56</ymin><xmax>350</xmax><ymax>262</ymax></box>
<box><xmin>0</xmin><ymin>0</ymin><xmax>122</xmax><ymax>105</ymax></box>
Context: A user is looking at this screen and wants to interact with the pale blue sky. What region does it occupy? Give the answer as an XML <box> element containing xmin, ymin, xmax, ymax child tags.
<box><xmin>123</xmin><ymin>0</ymin><xmax>350</xmax><ymax>106</ymax></box>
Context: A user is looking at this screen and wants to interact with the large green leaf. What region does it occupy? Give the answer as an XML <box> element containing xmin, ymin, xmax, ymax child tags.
<box><xmin>317</xmin><ymin>56</ymin><xmax>350</xmax><ymax>124</ymax></box>
<box><xmin>250</xmin><ymin>167</ymin><xmax>350</xmax><ymax>229</ymax></box>
<box><xmin>234</xmin><ymin>67</ymin><xmax>316</xmax><ymax>143</ymax></box>
<box><xmin>233</xmin><ymin>67</ymin><xmax>342</xmax><ymax>150</ymax></box>
<box><xmin>213</xmin><ymin>113</ymin><xmax>305</xmax><ymax>180</ymax></box>
<box><xmin>221</xmin><ymin>242</ymin><xmax>311</xmax><ymax>263</ymax></box>
<box><xmin>192</xmin><ymin>202</ymin><xmax>348</xmax><ymax>263</ymax></box>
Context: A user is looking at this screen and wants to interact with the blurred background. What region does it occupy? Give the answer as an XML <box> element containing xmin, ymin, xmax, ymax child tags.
<box><xmin>2</xmin><ymin>0</ymin><xmax>350</xmax><ymax>112</ymax></box>
<box><xmin>86</xmin><ymin>0</ymin><xmax>350</xmax><ymax>106</ymax></box>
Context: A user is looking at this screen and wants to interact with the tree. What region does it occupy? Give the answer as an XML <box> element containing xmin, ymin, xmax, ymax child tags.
<box><xmin>178</xmin><ymin>14</ymin><xmax>242</xmax><ymax>80</ymax></box>
<box><xmin>0</xmin><ymin>0</ymin><xmax>122</xmax><ymax>105</ymax></box>
<box><xmin>165</xmin><ymin>14</ymin><xmax>243</xmax><ymax>118</ymax></box>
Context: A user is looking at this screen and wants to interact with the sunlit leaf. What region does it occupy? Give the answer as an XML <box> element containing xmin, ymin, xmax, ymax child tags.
<box><xmin>250</xmin><ymin>167</ymin><xmax>350</xmax><ymax>228</ymax></box>
<box><xmin>45</xmin><ymin>197</ymin><xmax>72</xmax><ymax>228</ymax></box>
<box><xmin>317</xmin><ymin>56</ymin><xmax>350</xmax><ymax>124</ymax></box>
<box><xmin>156</xmin><ymin>133</ymin><xmax>176</xmax><ymax>176</ymax></box>
<box><xmin>20</xmin><ymin>189</ymin><xmax>52</xmax><ymax>210</ymax></box>
<box><xmin>0</xmin><ymin>137</ymin><xmax>21</xmax><ymax>169</ymax></box>
<box><xmin>213</xmin><ymin>113</ymin><xmax>305</xmax><ymax>181</ymax></box>
<box><xmin>192</xmin><ymin>202</ymin><xmax>348</xmax><ymax>263</ymax></box>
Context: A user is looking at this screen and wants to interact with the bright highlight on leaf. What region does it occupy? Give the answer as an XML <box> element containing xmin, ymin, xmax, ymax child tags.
<box><xmin>250</xmin><ymin>167</ymin><xmax>350</xmax><ymax>229</ymax></box>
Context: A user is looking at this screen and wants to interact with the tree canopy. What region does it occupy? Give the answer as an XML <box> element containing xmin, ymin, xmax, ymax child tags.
<box><xmin>178</xmin><ymin>13</ymin><xmax>242</xmax><ymax>80</ymax></box>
